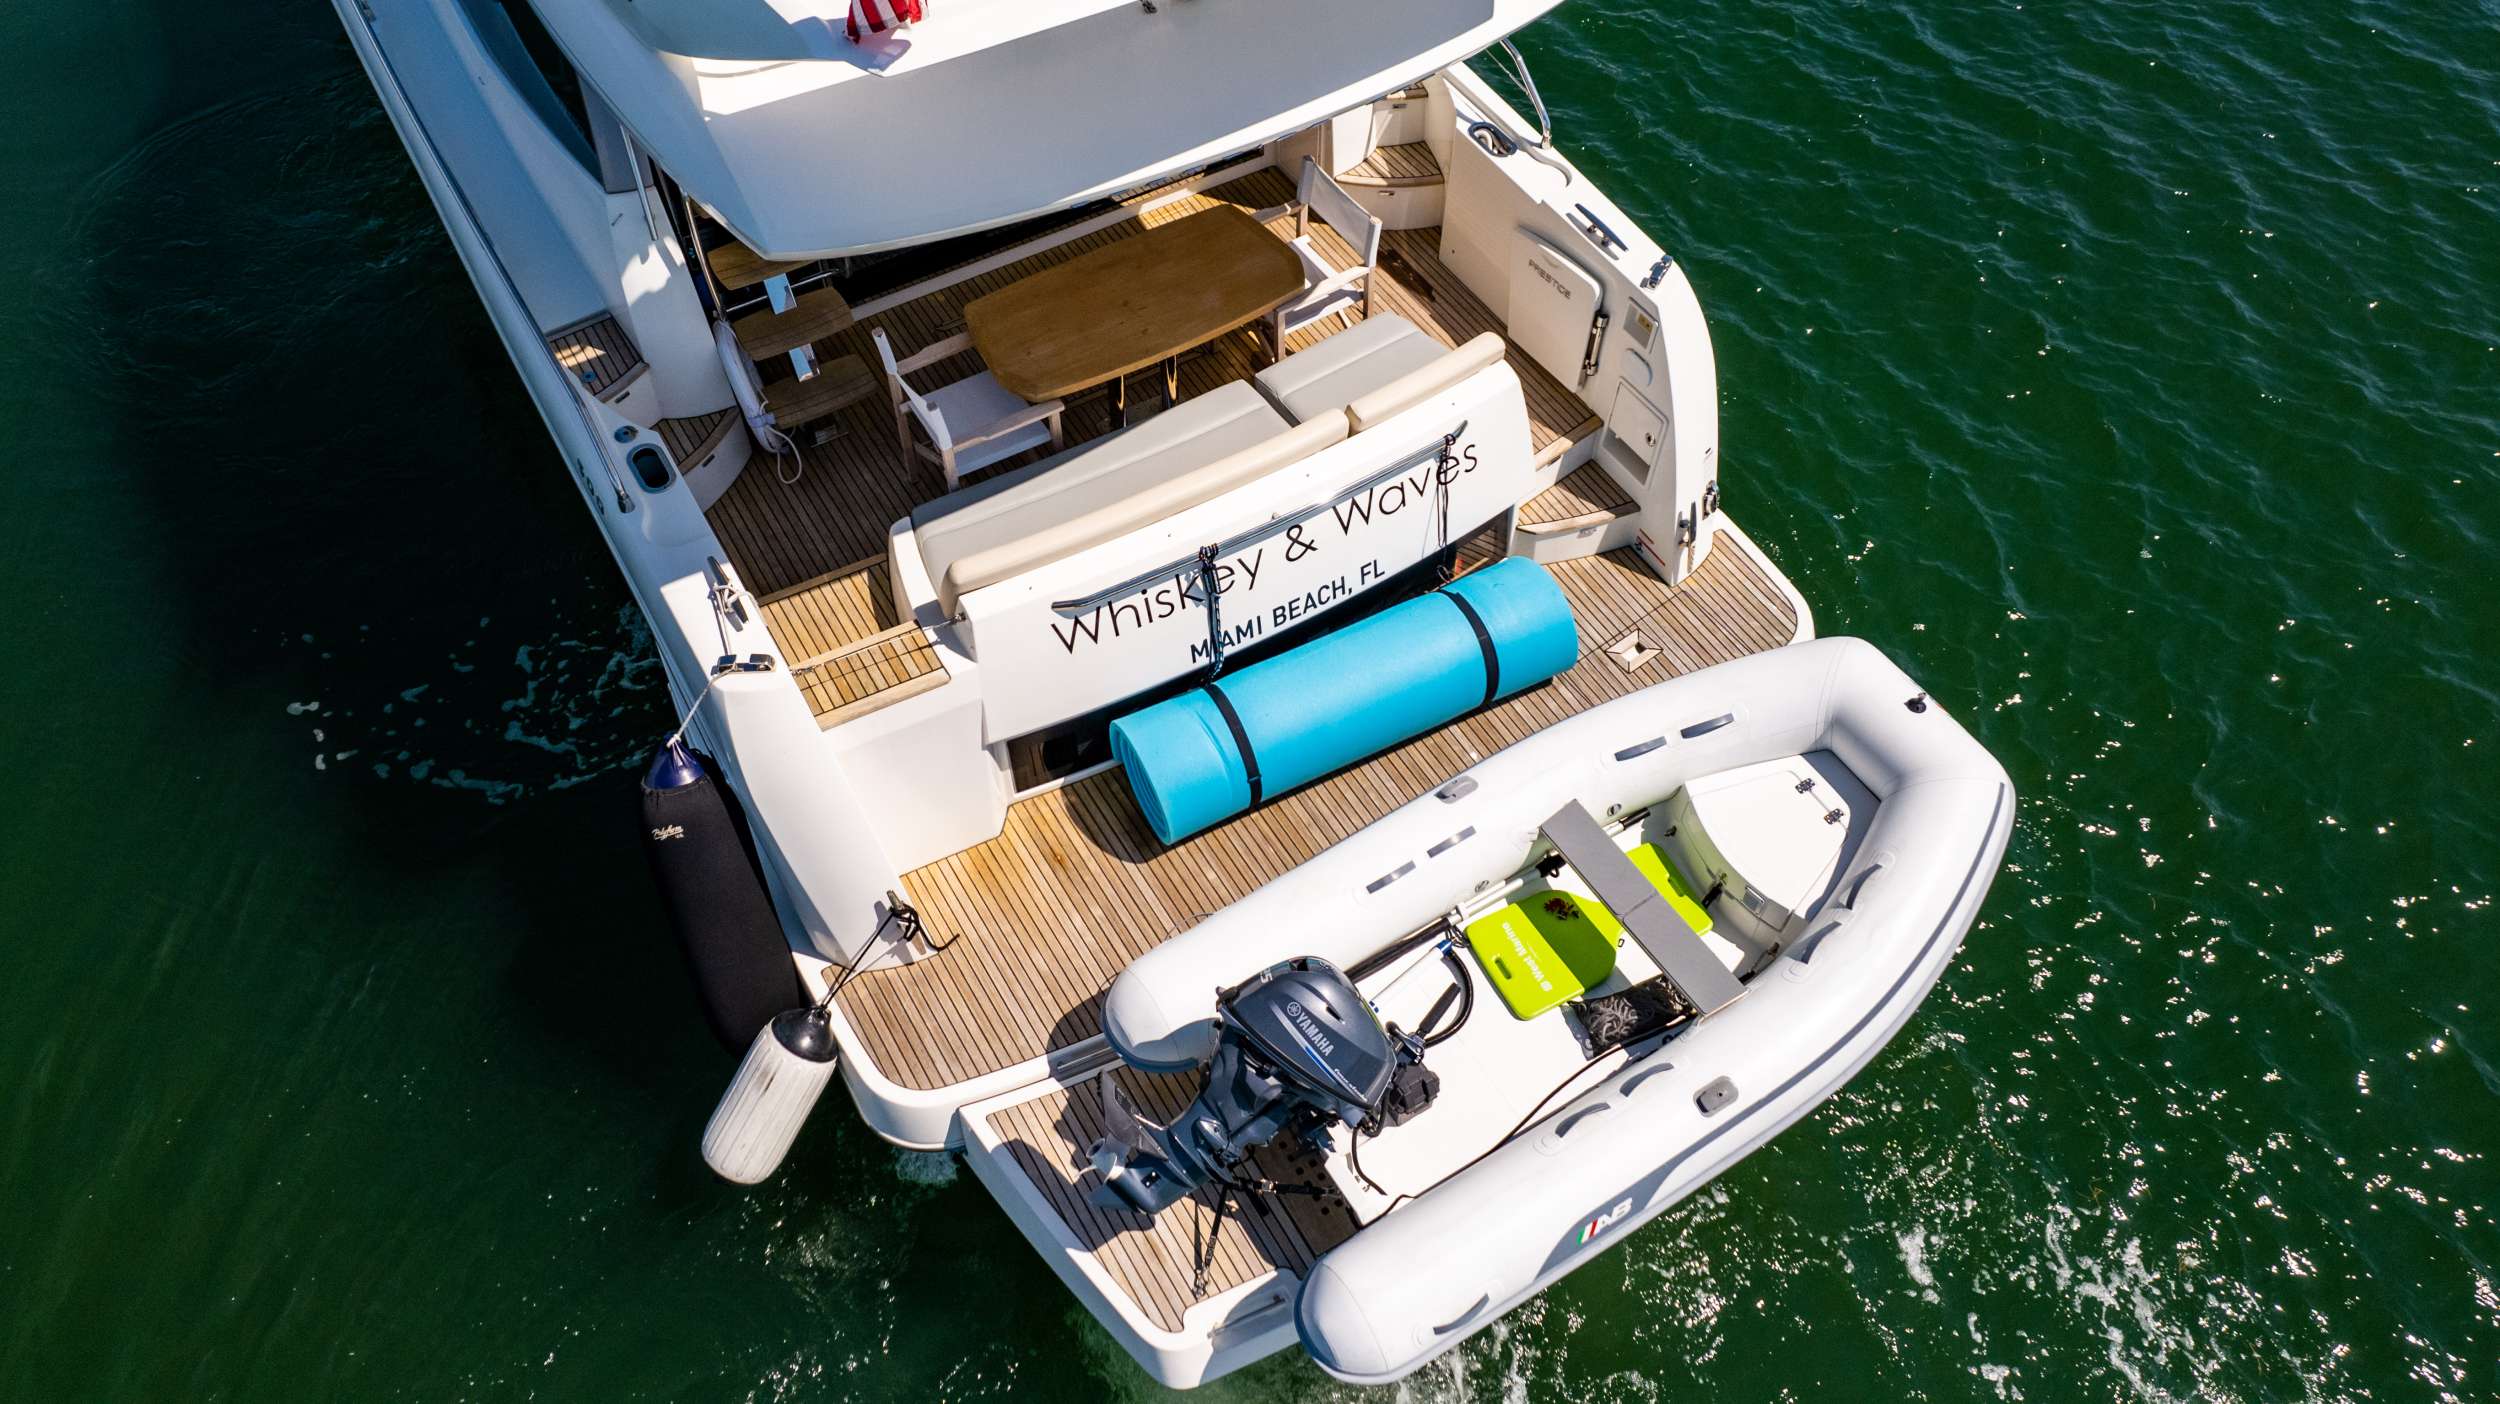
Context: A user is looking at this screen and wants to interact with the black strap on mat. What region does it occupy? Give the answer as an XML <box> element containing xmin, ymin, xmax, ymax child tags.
<box><xmin>1203</xmin><ymin>682</ymin><xmax>1263</xmax><ymax>806</ymax></box>
<box><xmin>1196</xmin><ymin>544</ymin><xmax>1227</xmax><ymax>681</ymax></box>
<box><xmin>1438</xmin><ymin>588</ymin><xmax>1501</xmax><ymax>707</ymax></box>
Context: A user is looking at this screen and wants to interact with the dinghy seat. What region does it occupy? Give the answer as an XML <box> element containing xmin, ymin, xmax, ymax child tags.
<box><xmin>1541</xmin><ymin>800</ymin><xmax>1747</xmax><ymax>1015</ymax></box>
<box><xmin>1464</xmin><ymin>843</ymin><xmax>1714</xmax><ymax>1020</ymax></box>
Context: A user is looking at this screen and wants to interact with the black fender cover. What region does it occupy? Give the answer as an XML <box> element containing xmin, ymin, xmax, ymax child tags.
<box><xmin>641</xmin><ymin>748</ymin><xmax>807</xmax><ymax>1049</ymax></box>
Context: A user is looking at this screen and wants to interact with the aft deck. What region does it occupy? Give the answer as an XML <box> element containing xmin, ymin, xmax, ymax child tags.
<box><xmin>699</xmin><ymin>164</ymin><xmax>1600</xmax><ymax>722</ymax></box>
<box><xmin>835</xmin><ymin>530</ymin><xmax>1803</xmax><ymax>1092</ymax></box>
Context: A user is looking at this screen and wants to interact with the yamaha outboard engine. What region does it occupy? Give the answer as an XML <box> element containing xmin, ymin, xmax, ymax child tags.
<box><xmin>1092</xmin><ymin>956</ymin><xmax>1411</xmax><ymax>1214</ymax></box>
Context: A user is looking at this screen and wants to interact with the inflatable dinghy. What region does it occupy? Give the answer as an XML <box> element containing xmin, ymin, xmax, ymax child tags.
<box><xmin>1092</xmin><ymin>636</ymin><xmax>2013</xmax><ymax>1383</ymax></box>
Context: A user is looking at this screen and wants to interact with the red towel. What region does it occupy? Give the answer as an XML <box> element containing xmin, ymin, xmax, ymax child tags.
<box><xmin>847</xmin><ymin>0</ymin><xmax>922</xmax><ymax>42</ymax></box>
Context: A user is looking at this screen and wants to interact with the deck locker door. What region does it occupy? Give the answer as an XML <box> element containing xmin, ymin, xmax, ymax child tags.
<box><xmin>1506</xmin><ymin>232</ymin><xmax>1604</xmax><ymax>390</ymax></box>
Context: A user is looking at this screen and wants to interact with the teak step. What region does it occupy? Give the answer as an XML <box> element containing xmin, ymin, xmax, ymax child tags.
<box><xmin>1339</xmin><ymin>142</ymin><xmax>1442</xmax><ymax>189</ymax></box>
<box><xmin>762</xmin><ymin>354</ymin><xmax>879</xmax><ymax>431</ymax></box>
<box><xmin>733</xmin><ymin>286</ymin><xmax>857</xmax><ymax>360</ymax></box>
<box><xmin>656</xmin><ymin>408</ymin><xmax>740</xmax><ymax>473</ymax></box>
<box><xmin>545</xmin><ymin>314</ymin><xmax>645</xmax><ymax>398</ymax></box>
<box><xmin>707</xmin><ymin>237</ymin><xmax>810</xmax><ymax>292</ymax></box>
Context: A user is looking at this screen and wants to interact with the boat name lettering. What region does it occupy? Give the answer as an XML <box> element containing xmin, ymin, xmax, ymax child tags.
<box><xmin>1047</xmin><ymin>440</ymin><xmax>1479</xmax><ymax>658</ymax></box>
<box><xmin>1051</xmin><ymin>549</ymin><xmax>1266</xmax><ymax>653</ymax></box>
<box><xmin>1329</xmin><ymin>444</ymin><xmax>1480</xmax><ymax>535</ymax></box>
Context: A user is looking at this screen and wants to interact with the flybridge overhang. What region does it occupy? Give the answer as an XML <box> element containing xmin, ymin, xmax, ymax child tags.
<box><xmin>527</xmin><ymin>0</ymin><xmax>1563</xmax><ymax>258</ymax></box>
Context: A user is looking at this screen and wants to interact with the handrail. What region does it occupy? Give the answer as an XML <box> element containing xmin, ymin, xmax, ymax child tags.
<box><xmin>349</xmin><ymin>4</ymin><xmax>637</xmax><ymax>514</ymax></box>
<box><xmin>1493</xmin><ymin>40</ymin><xmax>1552</xmax><ymax>148</ymax></box>
<box><xmin>1468</xmin><ymin>41</ymin><xmax>1574</xmax><ymax>185</ymax></box>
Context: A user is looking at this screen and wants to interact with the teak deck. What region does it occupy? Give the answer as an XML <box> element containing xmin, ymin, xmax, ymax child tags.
<box><xmin>1521</xmin><ymin>463</ymin><xmax>1635</xmax><ymax>526</ymax></box>
<box><xmin>1342</xmin><ymin>141</ymin><xmax>1442</xmax><ymax>185</ymax></box>
<box><xmin>701</xmin><ymin>165</ymin><xmax>1599</xmax><ymax>602</ymax></box>
<box><xmin>837</xmin><ymin>531</ymin><xmax>1802</xmax><ymax>1092</ymax></box>
<box><xmin>757</xmin><ymin>560</ymin><xmax>950</xmax><ymax>727</ymax></box>
<box><xmin>978</xmin><ymin>1066</ymin><xmax>1356</xmax><ymax>1333</ymax></box>
<box><xmin>545</xmin><ymin>314</ymin><xmax>643</xmax><ymax>398</ymax></box>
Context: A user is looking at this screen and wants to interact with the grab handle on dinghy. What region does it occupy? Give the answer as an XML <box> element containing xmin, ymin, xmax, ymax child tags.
<box><xmin>1620</xmin><ymin>1063</ymin><xmax>1677</xmax><ymax>1097</ymax></box>
<box><xmin>1679</xmin><ymin>713</ymin><xmax>1736</xmax><ymax>739</ymax></box>
<box><xmin>1553</xmin><ymin>1102</ymin><xmax>1612</xmax><ymax>1139</ymax></box>
<box><xmin>1431</xmin><ymin>1295</ymin><xmax>1492</xmax><ymax>1336</ymax></box>
<box><xmin>1840</xmin><ymin>852</ymin><xmax>1894</xmax><ymax>909</ymax></box>
<box><xmin>1788</xmin><ymin>908</ymin><xmax>1851</xmax><ymax>964</ymax></box>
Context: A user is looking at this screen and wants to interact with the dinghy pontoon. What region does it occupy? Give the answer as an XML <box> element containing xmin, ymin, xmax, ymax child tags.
<box><xmin>1092</xmin><ymin>637</ymin><xmax>2012</xmax><ymax>1381</ymax></box>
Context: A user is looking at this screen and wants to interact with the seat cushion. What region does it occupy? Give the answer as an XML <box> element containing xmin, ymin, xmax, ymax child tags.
<box><xmin>1252</xmin><ymin>313</ymin><xmax>1446</xmax><ymax>424</ymax></box>
<box><xmin>921</xmin><ymin>370</ymin><xmax>1032</xmax><ymax>440</ymax></box>
<box><xmin>911</xmin><ymin>381</ymin><xmax>1288</xmax><ymax>598</ymax></box>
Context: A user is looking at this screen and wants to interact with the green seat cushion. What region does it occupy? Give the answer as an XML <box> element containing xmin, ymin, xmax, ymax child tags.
<box><xmin>1464</xmin><ymin>843</ymin><xmax>1714</xmax><ymax>1020</ymax></box>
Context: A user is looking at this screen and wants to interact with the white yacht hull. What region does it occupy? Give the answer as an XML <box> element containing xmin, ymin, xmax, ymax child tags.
<box><xmin>335</xmin><ymin>0</ymin><xmax>1925</xmax><ymax>1390</ymax></box>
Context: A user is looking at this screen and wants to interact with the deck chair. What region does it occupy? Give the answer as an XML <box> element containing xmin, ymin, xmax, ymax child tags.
<box><xmin>871</xmin><ymin>328</ymin><xmax>1065</xmax><ymax>491</ymax></box>
<box><xmin>1266</xmin><ymin>156</ymin><xmax>1384</xmax><ymax>360</ymax></box>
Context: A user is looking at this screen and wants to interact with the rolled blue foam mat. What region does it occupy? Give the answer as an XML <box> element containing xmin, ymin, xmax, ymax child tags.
<box><xmin>1110</xmin><ymin>556</ymin><xmax>1579</xmax><ymax>844</ymax></box>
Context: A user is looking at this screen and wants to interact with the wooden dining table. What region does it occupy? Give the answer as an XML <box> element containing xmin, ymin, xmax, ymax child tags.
<box><xmin>963</xmin><ymin>205</ymin><xmax>1306</xmax><ymax>428</ymax></box>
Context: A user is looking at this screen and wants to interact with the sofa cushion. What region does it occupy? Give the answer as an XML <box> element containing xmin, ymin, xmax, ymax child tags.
<box><xmin>937</xmin><ymin>413</ymin><xmax>1347</xmax><ymax>616</ymax></box>
<box><xmin>1345</xmin><ymin>332</ymin><xmax>1509</xmax><ymax>433</ymax></box>
<box><xmin>1251</xmin><ymin>314</ymin><xmax>1446</xmax><ymax>424</ymax></box>
<box><xmin>912</xmin><ymin>381</ymin><xmax>1289</xmax><ymax>608</ymax></box>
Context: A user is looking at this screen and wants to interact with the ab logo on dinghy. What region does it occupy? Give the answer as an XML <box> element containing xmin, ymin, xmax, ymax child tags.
<box><xmin>1575</xmin><ymin>1197</ymin><xmax>1635</xmax><ymax>1247</ymax></box>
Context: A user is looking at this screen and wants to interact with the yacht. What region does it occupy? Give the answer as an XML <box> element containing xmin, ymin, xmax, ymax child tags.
<box><xmin>337</xmin><ymin>0</ymin><xmax>2013</xmax><ymax>1387</ymax></box>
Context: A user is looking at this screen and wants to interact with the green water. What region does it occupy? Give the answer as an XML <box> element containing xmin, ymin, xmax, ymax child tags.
<box><xmin>3</xmin><ymin>1</ymin><xmax>2494</xmax><ymax>1397</ymax></box>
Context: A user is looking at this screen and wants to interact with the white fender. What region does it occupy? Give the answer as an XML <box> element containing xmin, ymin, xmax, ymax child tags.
<box><xmin>713</xmin><ymin>318</ymin><xmax>797</xmax><ymax>458</ymax></box>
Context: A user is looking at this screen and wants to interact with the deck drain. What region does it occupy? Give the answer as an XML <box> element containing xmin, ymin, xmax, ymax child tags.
<box><xmin>1606</xmin><ymin>629</ymin><xmax>1659</xmax><ymax>671</ymax></box>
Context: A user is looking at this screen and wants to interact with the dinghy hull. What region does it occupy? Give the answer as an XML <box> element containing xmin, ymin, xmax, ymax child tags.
<box><xmin>1099</xmin><ymin>636</ymin><xmax>2013</xmax><ymax>1382</ymax></box>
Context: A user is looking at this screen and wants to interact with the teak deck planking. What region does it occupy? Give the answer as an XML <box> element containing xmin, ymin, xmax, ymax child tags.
<box><xmin>977</xmin><ymin>1066</ymin><xmax>1357</xmax><ymax>1333</ymax></box>
<box><xmin>655</xmin><ymin>408</ymin><xmax>739</xmax><ymax>477</ymax></box>
<box><xmin>545</xmin><ymin>314</ymin><xmax>643</xmax><ymax>398</ymax></box>
<box><xmin>700</xmin><ymin>165</ymin><xmax>1599</xmax><ymax>601</ymax></box>
<box><xmin>837</xmin><ymin>532</ymin><xmax>1802</xmax><ymax>1092</ymax></box>
<box><xmin>732</xmin><ymin>285</ymin><xmax>858</xmax><ymax>361</ymax></box>
<box><xmin>756</xmin><ymin>559</ymin><xmax>950</xmax><ymax>726</ymax></box>
<box><xmin>1520</xmin><ymin>463</ymin><xmax>1636</xmax><ymax>526</ymax></box>
<box><xmin>1341</xmin><ymin>141</ymin><xmax>1442</xmax><ymax>185</ymax></box>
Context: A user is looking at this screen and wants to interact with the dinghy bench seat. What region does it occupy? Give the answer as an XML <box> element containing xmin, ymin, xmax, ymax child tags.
<box><xmin>1465</xmin><ymin>843</ymin><xmax>1715</xmax><ymax>1020</ymax></box>
<box><xmin>1254</xmin><ymin>315</ymin><xmax>1507</xmax><ymax>430</ymax></box>
<box><xmin>910</xmin><ymin>381</ymin><xmax>1344</xmax><ymax>617</ymax></box>
<box><xmin>1541</xmin><ymin>800</ymin><xmax>1747</xmax><ymax>1016</ymax></box>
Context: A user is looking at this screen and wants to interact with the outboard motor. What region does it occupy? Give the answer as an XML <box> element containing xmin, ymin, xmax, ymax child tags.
<box><xmin>1091</xmin><ymin>956</ymin><xmax>1416</xmax><ymax>1214</ymax></box>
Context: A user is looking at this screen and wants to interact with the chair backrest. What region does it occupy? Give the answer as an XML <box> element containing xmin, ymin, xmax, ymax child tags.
<box><xmin>870</xmin><ymin>326</ymin><xmax>951</xmax><ymax>447</ymax></box>
<box><xmin>1296</xmin><ymin>156</ymin><xmax>1383</xmax><ymax>269</ymax></box>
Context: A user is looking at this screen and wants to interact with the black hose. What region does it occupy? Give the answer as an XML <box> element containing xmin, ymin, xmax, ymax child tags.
<box><xmin>1415</xmin><ymin>948</ymin><xmax>1475</xmax><ymax>1048</ymax></box>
